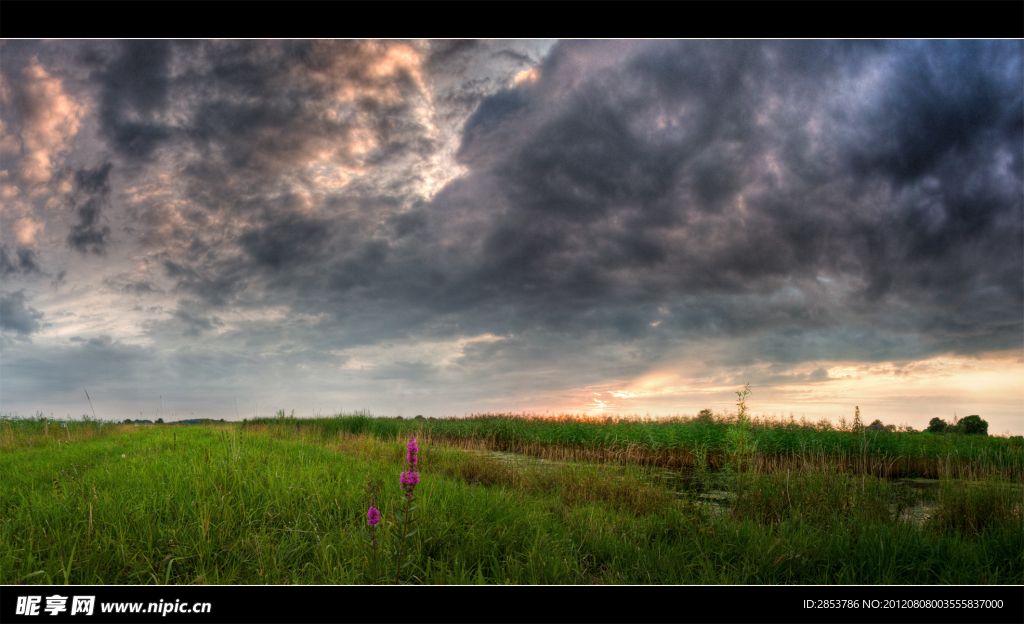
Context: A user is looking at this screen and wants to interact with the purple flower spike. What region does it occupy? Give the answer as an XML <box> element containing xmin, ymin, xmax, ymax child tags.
<box><xmin>400</xmin><ymin>471</ymin><xmax>420</xmax><ymax>489</ymax></box>
<box><xmin>367</xmin><ymin>506</ymin><xmax>380</xmax><ymax>526</ymax></box>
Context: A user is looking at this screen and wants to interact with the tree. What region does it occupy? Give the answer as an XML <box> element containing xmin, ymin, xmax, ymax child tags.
<box><xmin>156</xmin><ymin>418</ymin><xmax>164</xmax><ymax>424</ymax></box>
<box><xmin>926</xmin><ymin>417</ymin><xmax>947</xmax><ymax>433</ymax></box>
<box><xmin>957</xmin><ymin>415</ymin><xmax>988</xmax><ymax>436</ymax></box>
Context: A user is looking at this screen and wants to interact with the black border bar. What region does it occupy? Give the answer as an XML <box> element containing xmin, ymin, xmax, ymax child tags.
<box><xmin>3</xmin><ymin>584</ymin><xmax>1022</xmax><ymax>624</ymax></box>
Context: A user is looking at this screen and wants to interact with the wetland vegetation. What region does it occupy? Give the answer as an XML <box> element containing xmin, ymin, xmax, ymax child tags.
<box><xmin>1</xmin><ymin>401</ymin><xmax>1021</xmax><ymax>584</ymax></box>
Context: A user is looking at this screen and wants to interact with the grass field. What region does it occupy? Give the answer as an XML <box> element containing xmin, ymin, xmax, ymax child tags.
<box><xmin>1</xmin><ymin>412</ymin><xmax>1021</xmax><ymax>584</ymax></box>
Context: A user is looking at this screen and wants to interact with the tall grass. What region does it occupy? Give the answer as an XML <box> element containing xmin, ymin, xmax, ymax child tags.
<box><xmin>2</xmin><ymin>420</ymin><xmax>1020</xmax><ymax>585</ymax></box>
<box><xmin>926</xmin><ymin>477</ymin><xmax>1024</xmax><ymax>539</ymax></box>
<box><xmin>0</xmin><ymin>412</ymin><xmax>129</xmax><ymax>449</ymax></box>
<box><xmin>241</xmin><ymin>411</ymin><xmax>1024</xmax><ymax>480</ymax></box>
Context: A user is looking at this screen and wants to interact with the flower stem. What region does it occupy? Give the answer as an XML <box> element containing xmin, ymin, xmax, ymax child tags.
<box><xmin>394</xmin><ymin>494</ymin><xmax>413</xmax><ymax>584</ymax></box>
<box><xmin>370</xmin><ymin>496</ymin><xmax>378</xmax><ymax>584</ymax></box>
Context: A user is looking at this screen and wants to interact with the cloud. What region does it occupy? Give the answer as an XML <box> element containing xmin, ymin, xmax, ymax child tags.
<box><xmin>1</xmin><ymin>57</ymin><xmax>85</xmax><ymax>189</ymax></box>
<box><xmin>0</xmin><ymin>245</ymin><xmax>42</xmax><ymax>276</ymax></box>
<box><xmin>95</xmin><ymin>41</ymin><xmax>174</xmax><ymax>160</ymax></box>
<box><xmin>173</xmin><ymin>306</ymin><xmax>223</xmax><ymax>337</ymax></box>
<box><xmin>89</xmin><ymin>40</ymin><xmax>437</xmax><ymax>178</ymax></box>
<box><xmin>0</xmin><ymin>40</ymin><xmax>1019</xmax><ymax>426</ymax></box>
<box><xmin>238</xmin><ymin>211</ymin><xmax>333</xmax><ymax>270</ymax></box>
<box><xmin>417</xmin><ymin>40</ymin><xmax>1022</xmax><ymax>360</ymax></box>
<box><xmin>11</xmin><ymin>216</ymin><xmax>44</xmax><ymax>247</ymax></box>
<box><xmin>67</xmin><ymin>162</ymin><xmax>114</xmax><ymax>255</ymax></box>
<box><xmin>0</xmin><ymin>290</ymin><xmax>45</xmax><ymax>335</ymax></box>
<box><xmin>68</xmin><ymin>40</ymin><xmax>1019</xmax><ymax>369</ymax></box>
<box><xmin>0</xmin><ymin>334</ymin><xmax>156</xmax><ymax>399</ymax></box>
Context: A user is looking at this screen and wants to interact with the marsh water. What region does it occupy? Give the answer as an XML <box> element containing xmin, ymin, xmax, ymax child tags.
<box><xmin>463</xmin><ymin>448</ymin><xmax>1024</xmax><ymax>525</ymax></box>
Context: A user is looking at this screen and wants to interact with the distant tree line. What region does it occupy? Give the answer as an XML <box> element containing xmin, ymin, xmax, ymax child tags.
<box><xmin>926</xmin><ymin>415</ymin><xmax>988</xmax><ymax>436</ymax></box>
<box><xmin>122</xmin><ymin>417</ymin><xmax>225</xmax><ymax>425</ymax></box>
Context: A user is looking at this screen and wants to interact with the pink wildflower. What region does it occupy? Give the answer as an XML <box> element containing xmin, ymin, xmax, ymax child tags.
<box><xmin>400</xmin><ymin>471</ymin><xmax>420</xmax><ymax>489</ymax></box>
<box><xmin>399</xmin><ymin>437</ymin><xmax>420</xmax><ymax>499</ymax></box>
<box><xmin>367</xmin><ymin>506</ymin><xmax>380</xmax><ymax>526</ymax></box>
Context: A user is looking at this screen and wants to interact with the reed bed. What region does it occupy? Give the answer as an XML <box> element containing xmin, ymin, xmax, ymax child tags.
<box><xmin>0</xmin><ymin>413</ymin><xmax>141</xmax><ymax>449</ymax></box>
<box><xmin>242</xmin><ymin>412</ymin><xmax>1024</xmax><ymax>480</ymax></box>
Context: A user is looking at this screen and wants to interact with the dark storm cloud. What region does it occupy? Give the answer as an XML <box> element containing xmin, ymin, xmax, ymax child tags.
<box><xmin>82</xmin><ymin>40</ymin><xmax>450</xmax><ymax>319</ymax></box>
<box><xmin>163</xmin><ymin>258</ymin><xmax>249</xmax><ymax>308</ymax></box>
<box><xmin>0</xmin><ymin>245</ymin><xmax>42</xmax><ymax>276</ymax></box>
<box><xmin>84</xmin><ymin>40</ymin><xmax>440</xmax><ymax>217</ymax></box>
<box><xmin>67</xmin><ymin>162</ymin><xmax>114</xmax><ymax>255</ymax></box>
<box><xmin>74</xmin><ymin>40</ymin><xmax>1022</xmax><ymax>370</ymax></box>
<box><xmin>239</xmin><ymin>212</ymin><xmax>333</xmax><ymax>271</ymax></box>
<box><xmin>846</xmin><ymin>41</ymin><xmax>1021</xmax><ymax>187</ymax></box>
<box><xmin>425</xmin><ymin>40</ymin><xmax>480</xmax><ymax>69</ymax></box>
<box><xmin>0</xmin><ymin>290</ymin><xmax>45</xmax><ymax>335</ymax></box>
<box><xmin>95</xmin><ymin>40</ymin><xmax>174</xmax><ymax>160</ymax></box>
<box><xmin>412</xmin><ymin>40</ymin><xmax>1021</xmax><ymax>361</ymax></box>
<box><xmin>175</xmin><ymin>40</ymin><xmax>433</xmax><ymax>178</ymax></box>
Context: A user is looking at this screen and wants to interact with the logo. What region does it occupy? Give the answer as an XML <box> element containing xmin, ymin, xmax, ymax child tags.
<box><xmin>15</xmin><ymin>596</ymin><xmax>95</xmax><ymax>617</ymax></box>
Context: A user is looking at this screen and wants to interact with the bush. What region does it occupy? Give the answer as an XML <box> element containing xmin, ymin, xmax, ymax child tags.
<box><xmin>957</xmin><ymin>415</ymin><xmax>988</xmax><ymax>436</ymax></box>
<box><xmin>927</xmin><ymin>415</ymin><xmax>986</xmax><ymax>436</ymax></box>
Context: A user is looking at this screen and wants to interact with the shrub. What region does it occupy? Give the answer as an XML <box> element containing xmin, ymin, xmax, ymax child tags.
<box><xmin>957</xmin><ymin>415</ymin><xmax>988</xmax><ymax>436</ymax></box>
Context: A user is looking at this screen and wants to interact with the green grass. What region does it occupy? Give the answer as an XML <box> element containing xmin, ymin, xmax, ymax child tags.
<box><xmin>1</xmin><ymin>415</ymin><xmax>1021</xmax><ymax>584</ymax></box>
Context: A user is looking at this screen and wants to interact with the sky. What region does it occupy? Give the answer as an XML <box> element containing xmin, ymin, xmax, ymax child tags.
<box><xmin>0</xmin><ymin>40</ymin><xmax>1021</xmax><ymax>434</ymax></box>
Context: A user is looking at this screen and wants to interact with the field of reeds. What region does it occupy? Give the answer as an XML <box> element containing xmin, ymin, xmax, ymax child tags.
<box><xmin>241</xmin><ymin>409</ymin><xmax>1024</xmax><ymax>480</ymax></box>
<box><xmin>1</xmin><ymin>410</ymin><xmax>1021</xmax><ymax>585</ymax></box>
